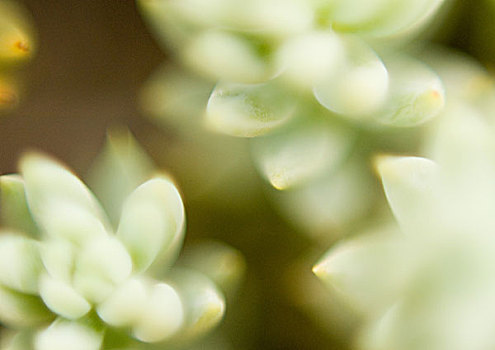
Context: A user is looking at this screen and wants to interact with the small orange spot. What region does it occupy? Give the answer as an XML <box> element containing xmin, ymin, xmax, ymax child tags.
<box><xmin>431</xmin><ymin>90</ymin><xmax>440</xmax><ymax>99</ymax></box>
<box><xmin>14</xmin><ymin>40</ymin><xmax>29</xmax><ymax>53</ymax></box>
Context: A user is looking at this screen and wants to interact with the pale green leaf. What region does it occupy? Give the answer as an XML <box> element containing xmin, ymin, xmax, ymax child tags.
<box><xmin>251</xmin><ymin>120</ymin><xmax>353</xmax><ymax>189</ymax></box>
<box><xmin>0</xmin><ymin>175</ymin><xmax>39</xmax><ymax>236</ymax></box>
<box><xmin>117</xmin><ymin>177</ymin><xmax>185</xmax><ymax>273</ymax></box>
<box><xmin>206</xmin><ymin>81</ymin><xmax>296</xmax><ymax>137</ymax></box>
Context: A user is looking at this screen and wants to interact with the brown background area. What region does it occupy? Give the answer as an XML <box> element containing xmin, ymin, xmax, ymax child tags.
<box><xmin>0</xmin><ymin>0</ymin><xmax>164</xmax><ymax>174</ymax></box>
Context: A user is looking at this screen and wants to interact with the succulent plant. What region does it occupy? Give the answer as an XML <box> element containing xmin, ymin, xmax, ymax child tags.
<box><xmin>314</xmin><ymin>55</ymin><xmax>495</xmax><ymax>350</ymax></box>
<box><xmin>0</xmin><ymin>139</ymin><xmax>226</xmax><ymax>349</ymax></box>
<box><xmin>137</xmin><ymin>0</ymin><xmax>449</xmax><ymax>240</ymax></box>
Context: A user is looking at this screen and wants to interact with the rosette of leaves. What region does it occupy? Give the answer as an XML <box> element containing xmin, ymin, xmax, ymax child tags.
<box><xmin>0</xmin><ymin>141</ymin><xmax>226</xmax><ymax>349</ymax></box>
<box><xmin>138</xmin><ymin>0</ymin><xmax>446</xmax><ymax>126</ymax></box>
<box><xmin>313</xmin><ymin>56</ymin><xmax>495</xmax><ymax>349</ymax></box>
<box><xmin>138</xmin><ymin>0</ymin><xmax>447</xmax><ymax>238</ymax></box>
<box><xmin>0</xmin><ymin>0</ymin><xmax>36</xmax><ymax>113</ymax></box>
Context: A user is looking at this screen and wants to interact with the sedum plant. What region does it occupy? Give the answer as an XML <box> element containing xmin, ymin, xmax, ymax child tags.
<box><xmin>313</xmin><ymin>54</ymin><xmax>495</xmax><ymax>350</ymax></box>
<box><xmin>0</xmin><ymin>138</ymin><xmax>227</xmax><ymax>349</ymax></box>
<box><xmin>137</xmin><ymin>0</ymin><xmax>449</xmax><ymax>239</ymax></box>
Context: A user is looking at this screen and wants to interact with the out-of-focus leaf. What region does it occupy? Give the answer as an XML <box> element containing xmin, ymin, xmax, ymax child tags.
<box><xmin>180</xmin><ymin>241</ymin><xmax>246</xmax><ymax>295</ymax></box>
<box><xmin>38</xmin><ymin>274</ymin><xmax>91</xmax><ymax>320</ymax></box>
<box><xmin>330</xmin><ymin>0</ymin><xmax>444</xmax><ymax>38</ymax></box>
<box><xmin>0</xmin><ymin>175</ymin><xmax>38</xmax><ymax>236</ymax></box>
<box><xmin>313</xmin><ymin>227</ymin><xmax>408</xmax><ymax>315</ymax></box>
<box><xmin>314</xmin><ymin>37</ymin><xmax>388</xmax><ymax>118</ymax></box>
<box><xmin>183</xmin><ymin>30</ymin><xmax>274</xmax><ymax>84</ymax></box>
<box><xmin>117</xmin><ymin>177</ymin><xmax>185</xmax><ymax>273</ymax></box>
<box><xmin>206</xmin><ymin>81</ymin><xmax>296</xmax><ymax>137</ymax></box>
<box><xmin>273</xmin><ymin>159</ymin><xmax>375</xmax><ymax>238</ymax></box>
<box><xmin>132</xmin><ymin>282</ymin><xmax>184</xmax><ymax>343</ymax></box>
<box><xmin>375</xmin><ymin>155</ymin><xmax>439</xmax><ymax>235</ymax></box>
<box><xmin>167</xmin><ymin>268</ymin><xmax>225</xmax><ymax>344</ymax></box>
<box><xmin>375</xmin><ymin>57</ymin><xmax>444</xmax><ymax>127</ymax></box>
<box><xmin>0</xmin><ymin>233</ymin><xmax>42</xmax><ymax>294</ymax></box>
<box><xmin>0</xmin><ymin>285</ymin><xmax>53</xmax><ymax>328</ymax></box>
<box><xmin>72</xmin><ymin>236</ymin><xmax>133</xmax><ymax>303</ymax></box>
<box><xmin>34</xmin><ymin>319</ymin><xmax>103</xmax><ymax>350</ymax></box>
<box><xmin>97</xmin><ymin>277</ymin><xmax>147</xmax><ymax>328</ymax></box>
<box><xmin>20</xmin><ymin>153</ymin><xmax>111</xmax><ymax>232</ymax></box>
<box><xmin>88</xmin><ymin>129</ymin><xmax>154</xmax><ymax>227</ymax></box>
<box><xmin>276</xmin><ymin>30</ymin><xmax>344</xmax><ymax>89</ymax></box>
<box><xmin>251</xmin><ymin>119</ymin><xmax>354</xmax><ymax>189</ymax></box>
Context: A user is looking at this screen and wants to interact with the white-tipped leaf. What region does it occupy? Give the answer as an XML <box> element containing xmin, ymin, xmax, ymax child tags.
<box><xmin>206</xmin><ymin>81</ymin><xmax>296</xmax><ymax>137</ymax></box>
<box><xmin>97</xmin><ymin>277</ymin><xmax>147</xmax><ymax>328</ymax></box>
<box><xmin>329</xmin><ymin>0</ymin><xmax>444</xmax><ymax>38</ymax></box>
<box><xmin>0</xmin><ymin>234</ymin><xmax>42</xmax><ymax>294</ymax></box>
<box><xmin>251</xmin><ymin>120</ymin><xmax>353</xmax><ymax>189</ymax></box>
<box><xmin>39</xmin><ymin>274</ymin><xmax>91</xmax><ymax>320</ymax></box>
<box><xmin>88</xmin><ymin>129</ymin><xmax>154</xmax><ymax>226</ymax></box>
<box><xmin>0</xmin><ymin>175</ymin><xmax>39</xmax><ymax>236</ymax></box>
<box><xmin>376</xmin><ymin>155</ymin><xmax>439</xmax><ymax>235</ymax></box>
<box><xmin>0</xmin><ymin>285</ymin><xmax>53</xmax><ymax>328</ymax></box>
<box><xmin>273</xmin><ymin>159</ymin><xmax>374</xmax><ymax>238</ymax></box>
<box><xmin>314</xmin><ymin>37</ymin><xmax>388</xmax><ymax>118</ymax></box>
<box><xmin>133</xmin><ymin>282</ymin><xmax>184</xmax><ymax>343</ymax></box>
<box><xmin>376</xmin><ymin>57</ymin><xmax>444</xmax><ymax>127</ymax></box>
<box><xmin>37</xmin><ymin>200</ymin><xmax>107</xmax><ymax>245</ymax></box>
<box><xmin>276</xmin><ymin>31</ymin><xmax>344</xmax><ymax>89</ymax></box>
<box><xmin>34</xmin><ymin>319</ymin><xmax>103</xmax><ymax>350</ymax></box>
<box><xmin>20</xmin><ymin>153</ymin><xmax>110</xmax><ymax>232</ymax></box>
<box><xmin>313</xmin><ymin>229</ymin><xmax>407</xmax><ymax>315</ymax></box>
<box><xmin>72</xmin><ymin>236</ymin><xmax>132</xmax><ymax>303</ymax></box>
<box><xmin>168</xmin><ymin>268</ymin><xmax>225</xmax><ymax>342</ymax></box>
<box><xmin>40</xmin><ymin>240</ymin><xmax>74</xmax><ymax>282</ymax></box>
<box><xmin>183</xmin><ymin>30</ymin><xmax>273</xmax><ymax>84</ymax></box>
<box><xmin>117</xmin><ymin>177</ymin><xmax>185</xmax><ymax>273</ymax></box>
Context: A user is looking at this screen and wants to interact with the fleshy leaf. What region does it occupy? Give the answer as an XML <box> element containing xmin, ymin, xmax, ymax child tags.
<box><xmin>97</xmin><ymin>277</ymin><xmax>147</xmax><ymax>328</ymax></box>
<box><xmin>273</xmin><ymin>159</ymin><xmax>374</xmax><ymax>238</ymax></box>
<box><xmin>39</xmin><ymin>274</ymin><xmax>91</xmax><ymax>320</ymax></box>
<box><xmin>34</xmin><ymin>319</ymin><xmax>103</xmax><ymax>350</ymax></box>
<box><xmin>375</xmin><ymin>57</ymin><xmax>444</xmax><ymax>127</ymax></box>
<box><xmin>276</xmin><ymin>30</ymin><xmax>344</xmax><ymax>89</ymax></box>
<box><xmin>72</xmin><ymin>236</ymin><xmax>132</xmax><ymax>303</ymax></box>
<box><xmin>167</xmin><ymin>268</ymin><xmax>225</xmax><ymax>343</ymax></box>
<box><xmin>206</xmin><ymin>81</ymin><xmax>296</xmax><ymax>137</ymax></box>
<box><xmin>39</xmin><ymin>240</ymin><xmax>74</xmax><ymax>283</ymax></box>
<box><xmin>0</xmin><ymin>233</ymin><xmax>42</xmax><ymax>294</ymax></box>
<box><xmin>329</xmin><ymin>0</ymin><xmax>444</xmax><ymax>38</ymax></box>
<box><xmin>0</xmin><ymin>175</ymin><xmax>39</xmax><ymax>236</ymax></box>
<box><xmin>117</xmin><ymin>177</ymin><xmax>185</xmax><ymax>273</ymax></box>
<box><xmin>251</xmin><ymin>120</ymin><xmax>353</xmax><ymax>189</ymax></box>
<box><xmin>88</xmin><ymin>129</ymin><xmax>154</xmax><ymax>226</ymax></box>
<box><xmin>132</xmin><ymin>282</ymin><xmax>184</xmax><ymax>343</ymax></box>
<box><xmin>20</xmin><ymin>153</ymin><xmax>111</xmax><ymax>232</ymax></box>
<box><xmin>0</xmin><ymin>285</ymin><xmax>53</xmax><ymax>328</ymax></box>
<box><xmin>375</xmin><ymin>155</ymin><xmax>439</xmax><ymax>235</ymax></box>
<box><xmin>313</xmin><ymin>228</ymin><xmax>407</xmax><ymax>315</ymax></box>
<box><xmin>314</xmin><ymin>37</ymin><xmax>388</xmax><ymax>118</ymax></box>
<box><xmin>36</xmin><ymin>200</ymin><xmax>107</xmax><ymax>245</ymax></box>
<box><xmin>183</xmin><ymin>30</ymin><xmax>273</xmax><ymax>84</ymax></box>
